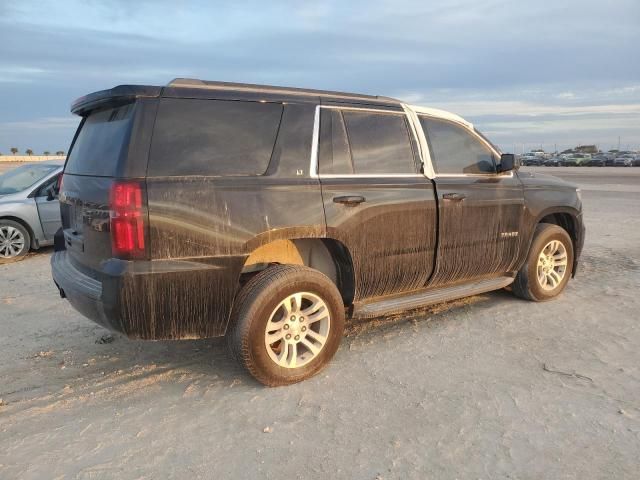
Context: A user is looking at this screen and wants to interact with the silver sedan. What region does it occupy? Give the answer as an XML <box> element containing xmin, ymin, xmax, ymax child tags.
<box><xmin>0</xmin><ymin>161</ymin><xmax>64</xmax><ymax>263</ymax></box>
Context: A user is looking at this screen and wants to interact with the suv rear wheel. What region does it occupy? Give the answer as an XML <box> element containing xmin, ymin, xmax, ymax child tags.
<box><xmin>0</xmin><ymin>220</ymin><xmax>30</xmax><ymax>264</ymax></box>
<box><xmin>513</xmin><ymin>223</ymin><xmax>574</xmax><ymax>301</ymax></box>
<box><xmin>227</xmin><ymin>264</ymin><xmax>345</xmax><ymax>386</ymax></box>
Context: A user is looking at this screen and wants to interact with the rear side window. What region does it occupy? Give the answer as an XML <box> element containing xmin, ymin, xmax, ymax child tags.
<box><xmin>420</xmin><ymin>116</ymin><xmax>496</xmax><ymax>175</ymax></box>
<box><xmin>65</xmin><ymin>103</ymin><xmax>135</xmax><ymax>177</ymax></box>
<box><xmin>149</xmin><ymin>98</ymin><xmax>283</xmax><ymax>177</ymax></box>
<box><xmin>318</xmin><ymin>109</ymin><xmax>416</xmax><ymax>175</ymax></box>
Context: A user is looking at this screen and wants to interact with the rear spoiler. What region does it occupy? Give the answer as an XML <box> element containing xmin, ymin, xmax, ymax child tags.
<box><xmin>71</xmin><ymin>85</ymin><xmax>162</xmax><ymax>116</ymax></box>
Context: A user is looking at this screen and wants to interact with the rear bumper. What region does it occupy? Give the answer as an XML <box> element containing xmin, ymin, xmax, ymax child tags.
<box><xmin>51</xmin><ymin>250</ymin><xmax>123</xmax><ymax>333</ymax></box>
<box><xmin>51</xmin><ymin>250</ymin><xmax>246</xmax><ymax>339</ymax></box>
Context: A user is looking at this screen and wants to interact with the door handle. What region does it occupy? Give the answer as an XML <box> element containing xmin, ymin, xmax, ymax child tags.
<box><xmin>442</xmin><ymin>192</ymin><xmax>466</xmax><ymax>202</ymax></box>
<box><xmin>333</xmin><ymin>195</ymin><xmax>366</xmax><ymax>206</ymax></box>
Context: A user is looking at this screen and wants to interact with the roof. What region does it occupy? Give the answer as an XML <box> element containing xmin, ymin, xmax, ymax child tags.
<box><xmin>69</xmin><ymin>78</ymin><xmax>477</xmax><ymax>130</ymax></box>
<box><xmin>71</xmin><ymin>78</ymin><xmax>401</xmax><ymax>115</ymax></box>
<box><xmin>166</xmin><ymin>78</ymin><xmax>399</xmax><ymax>103</ymax></box>
<box><xmin>408</xmin><ymin>104</ymin><xmax>473</xmax><ymax>129</ymax></box>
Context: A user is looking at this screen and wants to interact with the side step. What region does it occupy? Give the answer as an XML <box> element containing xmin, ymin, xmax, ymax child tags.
<box><xmin>352</xmin><ymin>276</ymin><xmax>514</xmax><ymax>319</ymax></box>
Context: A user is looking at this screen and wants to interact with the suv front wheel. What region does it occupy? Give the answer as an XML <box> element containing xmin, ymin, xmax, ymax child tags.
<box><xmin>227</xmin><ymin>265</ymin><xmax>345</xmax><ymax>386</ymax></box>
<box><xmin>513</xmin><ymin>223</ymin><xmax>574</xmax><ymax>301</ymax></box>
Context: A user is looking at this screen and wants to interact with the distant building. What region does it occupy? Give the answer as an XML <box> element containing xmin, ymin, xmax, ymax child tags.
<box><xmin>575</xmin><ymin>145</ymin><xmax>598</xmax><ymax>154</ymax></box>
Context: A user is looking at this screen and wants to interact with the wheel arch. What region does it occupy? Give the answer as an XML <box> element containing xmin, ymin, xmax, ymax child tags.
<box><xmin>530</xmin><ymin>207</ymin><xmax>582</xmax><ymax>278</ymax></box>
<box><xmin>240</xmin><ymin>236</ymin><xmax>356</xmax><ymax>306</ymax></box>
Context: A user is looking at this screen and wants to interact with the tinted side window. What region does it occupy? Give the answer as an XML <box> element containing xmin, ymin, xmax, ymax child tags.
<box><xmin>318</xmin><ymin>109</ymin><xmax>353</xmax><ymax>175</ymax></box>
<box><xmin>266</xmin><ymin>104</ymin><xmax>316</xmax><ymax>176</ymax></box>
<box><xmin>342</xmin><ymin>111</ymin><xmax>416</xmax><ymax>174</ymax></box>
<box><xmin>420</xmin><ymin>117</ymin><xmax>496</xmax><ymax>174</ymax></box>
<box><xmin>149</xmin><ymin>99</ymin><xmax>283</xmax><ymax>176</ymax></box>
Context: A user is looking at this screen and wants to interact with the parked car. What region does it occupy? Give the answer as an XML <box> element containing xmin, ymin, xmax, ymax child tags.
<box><xmin>571</xmin><ymin>153</ymin><xmax>591</xmax><ymax>166</ymax></box>
<box><xmin>559</xmin><ymin>156</ymin><xmax>578</xmax><ymax>167</ymax></box>
<box><xmin>51</xmin><ymin>79</ymin><xmax>585</xmax><ymax>386</ymax></box>
<box><xmin>614</xmin><ymin>155</ymin><xmax>634</xmax><ymax>167</ymax></box>
<box><xmin>583</xmin><ymin>155</ymin><xmax>606</xmax><ymax>167</ymax></box>
<box><xmin>543</xmin><ymin>157</ymin><xmax>560</xmax><ymax>167</ymax></box>
<box><xmin>0</xmin><ymin>161</ymin><xmax>63</xmax><ymax>262</ymax></box>
<box><xmin>521</xmin><ymin>156</ymin><xmax>543</xmax><ymax>166</ymax></box>
<box><xmin>520</xmin><ymin>153</ymin><xmax>544</xmax><ymax>166</ymax></box>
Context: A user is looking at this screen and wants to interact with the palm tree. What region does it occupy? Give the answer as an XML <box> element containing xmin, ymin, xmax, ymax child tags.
<box><xmin>55</xmin><ymin>150</ymin><xmax>65</xmax><ymax>156</ymax></box>
<box><xmin>25</xmin><ymin>149</ymin><xmax>33</xmax><ymax>156</ymax></box>
<box><xmin>43</xmin><ymin>151</ymin><xmax>51</xmax><ymax>156</ymax></box>
<box><xmin>10</xmin><ymin>147</ymin><xmax>18</xmax><ymax>155</ymax></box>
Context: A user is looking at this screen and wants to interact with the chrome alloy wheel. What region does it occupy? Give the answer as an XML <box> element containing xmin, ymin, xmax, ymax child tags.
<box><xmin>264</xmin><ymin>292</ymin><xmax>331</xmax><ymax>369</ymax></box>
<box><xmin>536</xmin><ymin>240</ymin><xmax>568</xmax><ymax>291</ymax></box>
<box><xmin>0</xmin><ymin>225</ymin><xmax>26</xmax><ymax>259</ymax></box>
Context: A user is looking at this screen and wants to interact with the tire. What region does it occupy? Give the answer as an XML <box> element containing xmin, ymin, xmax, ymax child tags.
<box><xmin>227</xmin><ymin>264</ymin><xmax>345</xmax><ymax>386</ymax></box>
<box><xmin>0</xmin><ymin>219</ymin><xmax>31</xmax><ymax>264</ymax></box>
<box><xmin>512</xmin><ymin>223</ymin><xmax>574</xmax><ymax>301</ymax></box>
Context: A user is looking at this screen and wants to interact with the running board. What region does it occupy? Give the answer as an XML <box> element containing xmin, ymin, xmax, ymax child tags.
<box><xmin>352</xmin><ymin>276</ymin><xmax>514</xmax><ymax>319</ymax></box>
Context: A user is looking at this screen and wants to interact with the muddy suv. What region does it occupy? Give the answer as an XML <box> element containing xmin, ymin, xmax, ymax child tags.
<box><xmin>52</xmin><ymin>79</ymin><xmax>585</xmax><ymax>386</ymax></box>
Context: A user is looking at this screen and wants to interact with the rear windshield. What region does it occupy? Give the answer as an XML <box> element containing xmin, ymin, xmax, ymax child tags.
<box><xmin>65</xmin><ymin>103</ymin><xmax>135</xmax><ymax>177</ymax></box>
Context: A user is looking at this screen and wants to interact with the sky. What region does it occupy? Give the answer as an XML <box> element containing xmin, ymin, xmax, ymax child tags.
<box><xmin>1</xmin><ymin>0</ymin><xmax>639</xmax><ymax>154</ymax></box>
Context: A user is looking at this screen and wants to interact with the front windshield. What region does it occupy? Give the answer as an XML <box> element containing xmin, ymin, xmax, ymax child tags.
<box><xmin>0</xmin><ymin>164</ymin><xmax>58</xmax><ymax>195</ymax></box>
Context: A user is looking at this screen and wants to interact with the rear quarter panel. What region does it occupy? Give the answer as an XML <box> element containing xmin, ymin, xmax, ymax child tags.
<box><xmin>142</xmin><ymin>102</ymin><xmax>325</xmax><ymax>338</ymax></box>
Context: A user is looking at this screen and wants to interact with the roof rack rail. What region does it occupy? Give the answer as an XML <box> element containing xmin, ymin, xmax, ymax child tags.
<box><xmin>166</xmin><ymin>78</ymin><xmax>398</xmax><ymax>102</ymax></box>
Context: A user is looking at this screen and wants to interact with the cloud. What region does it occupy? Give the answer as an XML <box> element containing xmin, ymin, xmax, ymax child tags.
<box><xmin>0</xmin><ymin>66</ymin><xmax>50</xmax><ymax>84</ymax></box>
<box><xmin>0</xmin><ymin>0</ymin><xmax>639</xmax><ymax>151</ymax></box>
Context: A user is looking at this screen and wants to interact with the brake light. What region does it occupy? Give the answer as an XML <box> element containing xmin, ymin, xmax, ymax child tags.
<box><xmin>110</xmin><ymin>181</ymin><xmax>146</xmax><ymax>258</ymax></box>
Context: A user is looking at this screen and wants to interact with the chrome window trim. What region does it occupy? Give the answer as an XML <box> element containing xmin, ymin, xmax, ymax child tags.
<box><xmin>320</xmin><ymin>173</ymin><xmax>425</xmax><ymax>179</ymax></box>
<box><xmin>321</xmin><ymin>105</ymin><xmax>408</xmax><ymax>115</ymax></box>
<box><xmin>433</xmin><ymin>171</ymin><xmax>514</xmax><ymax>179</ymax></box>
<box><xmin>310</xmin><ymin>103</ymin><xmax>507</xmax><ymax>181</ymax></box>
<box><xmin>402</xmin><ymin>104</ymin><xmax>434</xmax><ymax>179</ymax></box>
<box><xmin>309</xmin><ymin>105</ymin><xmax>320</xmax><ymax>178</ymax></box>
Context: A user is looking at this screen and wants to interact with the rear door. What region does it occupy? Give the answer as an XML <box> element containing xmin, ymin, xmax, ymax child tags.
<box><xmin>317</xmin><ymin>105</ymin><xmax>438</xmax><ymax>300</ymax></box>
<box><xmin>60</xmin><ymin>102</ymin><xmax>143</xmax><ymax>271</ymax></box>
<box><xmin>418</xmin><ymin>115</ymin><xmax>525</xmax><ymax>287</ymax></box>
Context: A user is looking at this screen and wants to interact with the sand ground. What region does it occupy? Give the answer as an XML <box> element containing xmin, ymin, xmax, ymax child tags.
<box><xmin>1</xmin><ymin>167</ymin><xmax>639</xmax><ymax>479</ymax></box>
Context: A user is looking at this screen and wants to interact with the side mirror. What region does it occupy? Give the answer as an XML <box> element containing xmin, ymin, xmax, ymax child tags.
<box><xmin>498</xmin><ymin>153</ymin><xmax>519</xmax><ymax>173</ymax></box>
<box><xmin>45</xmin><ymin>173</ymin><xmax>63</xmax><ymax>201</ymax></box>
<box><xmin>46</xmin><ymin>187</ymin><xmax>56</xmax><ymax>201</ymax></box>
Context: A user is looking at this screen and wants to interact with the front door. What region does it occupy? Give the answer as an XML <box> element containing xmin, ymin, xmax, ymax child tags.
<box><xmin>418</xmin><ymin>115</ymin><xmax>525</xmax><ymax>287</ymax></box>
<box><xmin>317</xmin><ymin>105</ymin><xmax>438</xmax><ymax>300</ymax></box>
<box><xmin>35</xmin><ymin>173</ymin><xmax>62</xmax><ymax>240</ymax></box>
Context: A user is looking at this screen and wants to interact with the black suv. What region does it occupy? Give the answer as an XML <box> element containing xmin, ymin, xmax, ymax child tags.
<box><xmin>52</xmin><ymin>79</ymin><xmax>585</xmax><ymax>386</ymax></box>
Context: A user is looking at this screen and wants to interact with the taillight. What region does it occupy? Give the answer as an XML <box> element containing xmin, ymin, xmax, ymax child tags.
<box><xmin>109</xmin><ymin>180</ymin><xmax>146</xmax><ymax>259</ymax></box>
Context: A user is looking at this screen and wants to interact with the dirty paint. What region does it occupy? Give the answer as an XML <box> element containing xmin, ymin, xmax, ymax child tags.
<box><xmin>427</xmin><ymin>175</ymin><xmax>526</xmax><ymax>286</ymax></box>
<box><xmin>322</xmin><ymin>179</ymin><xmax>438</xmax><ymax>300</ymax></box>
<box><xmin>54</xmin><ymin>85</ymin><xmax>585</xmax><ymax>342</ymax></box>
<box><xmin>135</xmin><ymin>103</ymin><xmax>325</xmax><ymax>338</ymax></box>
